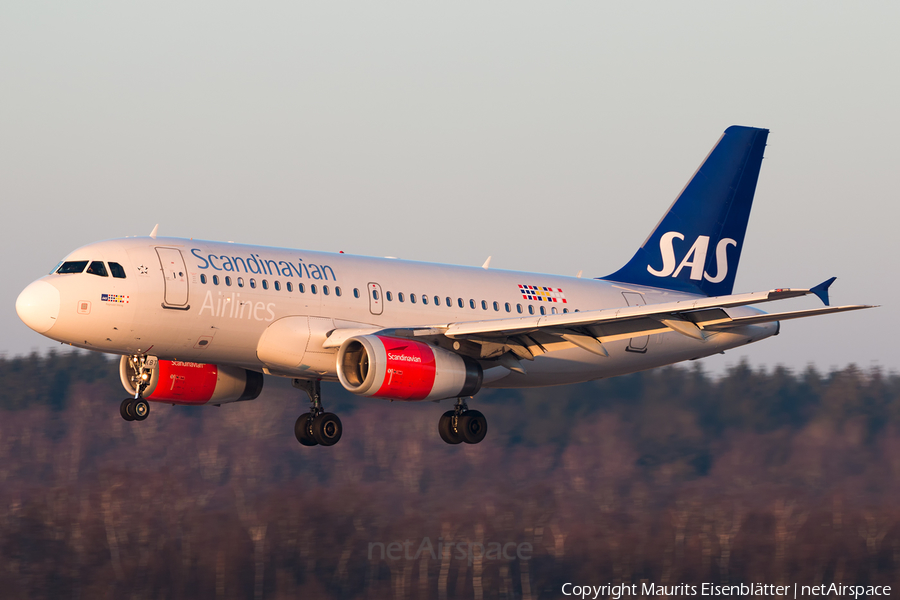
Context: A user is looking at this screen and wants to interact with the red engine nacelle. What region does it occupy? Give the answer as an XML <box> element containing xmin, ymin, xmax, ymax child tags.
<box><xmin>119</xmin><ymin>356</ymin><xmax>264</xmax><ymax>405</ymax></box>
<box><xmin>336</xmin><ymin>335</ymin><xmax>482</xmax><ymax>401</ymax></box>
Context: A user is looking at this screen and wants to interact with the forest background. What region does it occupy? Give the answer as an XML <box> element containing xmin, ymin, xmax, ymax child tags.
<box><xmin>1</xmin><ymin>351</ymin><xmax>898</xmax><ymax>599</ymax></box>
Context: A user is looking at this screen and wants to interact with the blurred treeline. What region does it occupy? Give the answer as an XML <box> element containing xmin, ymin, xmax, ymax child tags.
<box><xmin>1</xmin><ymin>351</ymin><xmax>899</xmax><ymax>599</ymax></box>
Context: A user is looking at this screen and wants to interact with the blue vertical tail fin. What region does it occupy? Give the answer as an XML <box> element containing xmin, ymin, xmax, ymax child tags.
<box><xmin>602</xmin><ymin>125</ymin><xmax>769</xmax><ymax>296</ymax></box>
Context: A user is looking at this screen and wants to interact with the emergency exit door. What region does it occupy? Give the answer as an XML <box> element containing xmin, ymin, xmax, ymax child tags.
<box><xmin>368</xmin><ymin>283</ymin><xmax>383</xmax><ymax>315</ymax></box>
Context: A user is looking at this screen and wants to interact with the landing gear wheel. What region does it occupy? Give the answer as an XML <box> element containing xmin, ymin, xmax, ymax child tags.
<box><xmin>459</xmin><ymin>410</ymin><xmax>487</xmax><ymax>444</ymax></box>
<box><xmin>312</xmin><ymin>413</ymin><xmax>342</xmax><ymax>446</ymax></box>
<box><xmin>292</xmin><ymin>379</ymin><xmax>343</xmax><ymax>447</ymax></box>
<box><xmin>132</xmin><ymin>398</ymin><xmax>150</xmax><ymax>421</ymax></box>
<box><xmin>438</xmin><ymin>410</ymin><xmax>463</xmax><ymax>445</ymax></box>
<box><xmin>120</xmin><ymin>398</ymin><xmax>136</xmax><ymax>422</ymax></box>
<box><xmin>295</xmin><ymin>415</ymin><xmax>318</xmax><ymax>446</ymax></box>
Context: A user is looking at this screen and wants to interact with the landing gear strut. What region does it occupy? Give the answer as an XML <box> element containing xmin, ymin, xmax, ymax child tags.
<box><xmin>120</xmin><ymin>355</ymin><xmax>154</xmax><ymax>422</ymax></box>
<box><xmin>439</xmin><ymin>397</ymin><xmax>487</xmax><ymax>445</ymax></box>
<box><xmin>292</xmin><ymin>379</ymin><xmax>342</xmax><ymax>447</ymax></box>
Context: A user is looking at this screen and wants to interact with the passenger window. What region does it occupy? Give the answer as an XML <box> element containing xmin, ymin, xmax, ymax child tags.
<box><xmin>481</xmin><ymin>300</ymin><xmax>487</xmax><ymax>310</ymax></box>
<box><xmin>493</xmin><ymin>301</ymin><xmax>499</xmax><ymax>311</ymax></box>
<box><xmin>108</xmin><ymin>262</ymin><xmax>127</xmax><ymax>279</ymax></box>
<box><xmin>274</xmin><ymin>281</ymin><xmax>281</xmax><ymax>291</ymax></box>
<box><xmin>200</xmin><ymin>274</ymin><xmax>207</xmax><ymax>284</ymax></box>
<box><xmin>213</xmin><ymin>275</ymin><xmax>220</xmax><ymax>285</ymax></box>
<box><xmin>422</xmin><ymin>295</ymin><xmax>428</xmax><ymax>305</ymax></box>
<box><xmin>517</xmin><ymin>304</ymin><xmax>523</xmax><ymax>314</ymax></box>
<box><xmin>410</xmin><ymin>294</ymin><xmax>416</xmax><ymax>303</ymax></box>
<box><xmin>469</xmin><ymin>299</ymin><xmax>475</xmax><ymax>309</ymax></box>
<box><xmin>505</xmin><ymin>302</ymin><xmax>511</xmax><ymax>312</ymax></box>
<box><xmin>372</xmin><ymin>289</ymin><xmax>378</xmax><ymax>300</ymax></box>
<box><xmin>540</xmin><ymin>306</ymin><xmax>546</xmax><ymax>315</ymax></box>
<box><xmin>551</xmin><ymin>307</ymin><xmax>558</xmax><ymax>314</ymax></box>
<box><xmin>353</xmin><ymin>288</ymin><xmax>360</xmax><ymax>298</ymax></box>
<box><xmin>446</xmin><ymin>297</ymin><xmax>452</xmax><ymax>307</ymax></box>
<box><xmin>311</xmin><ymin>284</ymin><xmax>318</xmax><ymax>294</ymax></box>
<box><xmin>299</xmin><ymin>283</ymin><xmax>306</xmax><ymax>293</ymax></box>
<box><xmin>434</xmin><ymin>296</ymin><xmax>440</xmax><ymax>306</ymax></box>
<box><xmin>225</xmin><ymin>276</ymin><xmax>232</xmax><ymax>286</ymax></box>
<box><xmin>286</xmin><ymin>282</ymin><xmax>293</xmax><ymax>292</ymax></box>
<box><xmin>563</xmin><ymin>308</ymin><xmax>569</xmax><ymax>314</ymax></box>
<box><xmin>528</xmin><ymin>305</ymin><xmax>535</xmax><ymax>315</ymax></box>
<box><xmin>238</xmin><ymin>277</ymin><xmax>245</xmax><ymax>287</ymax></box>
<box><xmin>386</xmin><ymin>291</ymin><xmax>393</xmax><ymax>301</ymax></box>
<box><xmin>398</xmin><ymin>292</ymin><xmax>404</xmax><ymax>302</ymax></box>
<box><xmin>335</xmin><ymin>287</ymin><xmax>342</xmax><ymax>297</ymax></box>
<box><xmin>57</xmin><ymin>260</ymin><xmax>89</xmax><ymax>274</ymax></box>
<box><xmin>86</xmin><ymin>261</ymin><xmax>108</xmax><ymax>277</ymax></box>
<box><xmin>262</xmin><ymin>280</ymin><xmax>268</xmax><ymax>290</ymax></box>
<box><xmin>323</xmin><ymin>285</ymin><xmax>330</xmax><ymax>295</ymax></box>
<box><xmin>457</xmin><ymin>298</ymin><xmax>464</xmax><ymax>308</ymax></box>
<box><xmin>250</xmin><ymin>279</ymin><xmax>257</xmax><ymax>289</ymax></box>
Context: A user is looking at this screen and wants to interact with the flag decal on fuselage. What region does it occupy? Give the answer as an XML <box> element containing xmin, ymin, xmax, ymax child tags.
<box><xmin>518</xmin><ymin>285</ymin><xmax>567</xmax><ymax>303</ymax></box>
<box><xmin>101</xmin><ymin>293</ymin><xmax>130</xmax><ymax>304</ymax></box>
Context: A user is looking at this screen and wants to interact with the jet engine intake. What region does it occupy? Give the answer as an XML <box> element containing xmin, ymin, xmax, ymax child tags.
<box><xmin>336</xmin><ymin>335</ymin><xmax>482</xmax><ymax>401</ymax></box>
<box><xmin>119</xmin><ymin>356</ymin><xmax>263</xmax><ymax>405</ymax></box>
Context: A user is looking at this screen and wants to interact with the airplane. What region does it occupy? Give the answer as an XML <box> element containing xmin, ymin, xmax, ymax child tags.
<box><xmin>15</xmin><ymin>126</ymin><xmax>873</xmax><ymax>447</ymax></box>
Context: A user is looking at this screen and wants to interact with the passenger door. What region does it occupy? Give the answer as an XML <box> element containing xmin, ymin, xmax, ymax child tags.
<box><xmin>156</xmin><ymin>248</ymin><xmax>190</xmax><ymax>309</ymax></box>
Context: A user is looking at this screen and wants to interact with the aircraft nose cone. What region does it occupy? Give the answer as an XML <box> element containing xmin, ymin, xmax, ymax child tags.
<box><xmin>16</xmin><ymin>280</ymin><xmax>60</xmax><ymax>334</ymax></box>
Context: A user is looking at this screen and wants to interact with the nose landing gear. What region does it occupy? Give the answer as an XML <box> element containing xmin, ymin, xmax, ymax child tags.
<box><xmin>120</xmin><ymin>397</ymin><xmax>150</xmax><ymax>422</ymax></box>
<box><xmin>292</xmin><ymin>379</ymin><xmax>343</xmax><ymax>447</ymax></box>
<box><xmin>120</xmin><ymin>354</ymin><xmax>155</xmax><ymax>422</ymax></box>
<box><xmin>439</xmin><ymin>398</ymin><xmax>487</xmax><ymax>445</ymax></box>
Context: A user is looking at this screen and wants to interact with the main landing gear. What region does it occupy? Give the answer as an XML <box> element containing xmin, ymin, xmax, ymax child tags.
<box><xmin>120</xmin><ymin>354</ymin><xmax>153</xmax><ymax>422</ymax></box>
<box><xmin>292</xmin><ymin>379</ymin><xmax>342</xmax><ymax>447</ymax></box>
<box><xmin>120</xmin><ymin>397</ymin><xmax>150</xmax><ymax>422</ymax></box>
<box><xmin>439</xmin><ymin>398</ymin><xmax>487</xmax><ymax>445</ymax></box>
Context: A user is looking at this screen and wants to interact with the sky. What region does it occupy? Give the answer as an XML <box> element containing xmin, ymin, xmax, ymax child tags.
<box><xmin>1</xmin><ymin>2</ymin><xmax>896</xmax><ymax>375</ymax></box>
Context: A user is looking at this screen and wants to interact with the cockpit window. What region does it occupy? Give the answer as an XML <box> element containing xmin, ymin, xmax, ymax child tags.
<box><xmin>108</xmin><ymin>262</ymin><xmax>127</xmax><ymax>279</ymax></box>
<box><xmin>86</xmin><ymin>261</ymin><xmax>108</xmax><ymax>277</ymax></box>
<box><xmin>57</xmin><ymin>260</ymin><xmax>89</xmax><ymax>274</ymax></box>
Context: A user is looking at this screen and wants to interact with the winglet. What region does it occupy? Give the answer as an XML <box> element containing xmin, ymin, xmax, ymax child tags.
<box><xmin>482</xmin><ymin>256</ymin><xmax>491</xmax><ymax>269</ymax></box>
<box><xmin>149</xmin><ymin>224</ymin><xmax>159</xmax><ymax>239</ymax></box>
<box><xmin>810</xmin><ymin>277</ymin><xmax>837</xmax><ymax>306</ymax></box>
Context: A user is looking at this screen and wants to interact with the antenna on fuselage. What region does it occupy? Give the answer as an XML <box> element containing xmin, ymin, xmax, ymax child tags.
<box><xmin>149</xmin><ymin>224</ymin><xmax>159</xmax><ymax>239</ymax></box>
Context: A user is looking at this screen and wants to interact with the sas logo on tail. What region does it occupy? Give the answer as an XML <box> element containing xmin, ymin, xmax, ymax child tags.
<box><xmin>647</xmin><ymin>232</ymin><xmax>736</xmax><ymax>283</ymax></box>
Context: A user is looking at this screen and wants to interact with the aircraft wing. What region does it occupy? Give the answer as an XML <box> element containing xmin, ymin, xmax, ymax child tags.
<box><xmin>323</xmin><ymin>281</ymin><xmax>874</xmax><ymax>365</ymax></box>
<box><xmin>322</xmin><ymin>280</ymin><xmax>873</xmax><ymax>372</ymax></box>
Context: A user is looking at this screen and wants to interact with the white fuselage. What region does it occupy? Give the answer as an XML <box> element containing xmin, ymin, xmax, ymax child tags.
<box><xmin>23</xmin><ymin>236</ymin><xmax>777</xmax><ymax>389</ymax></box>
